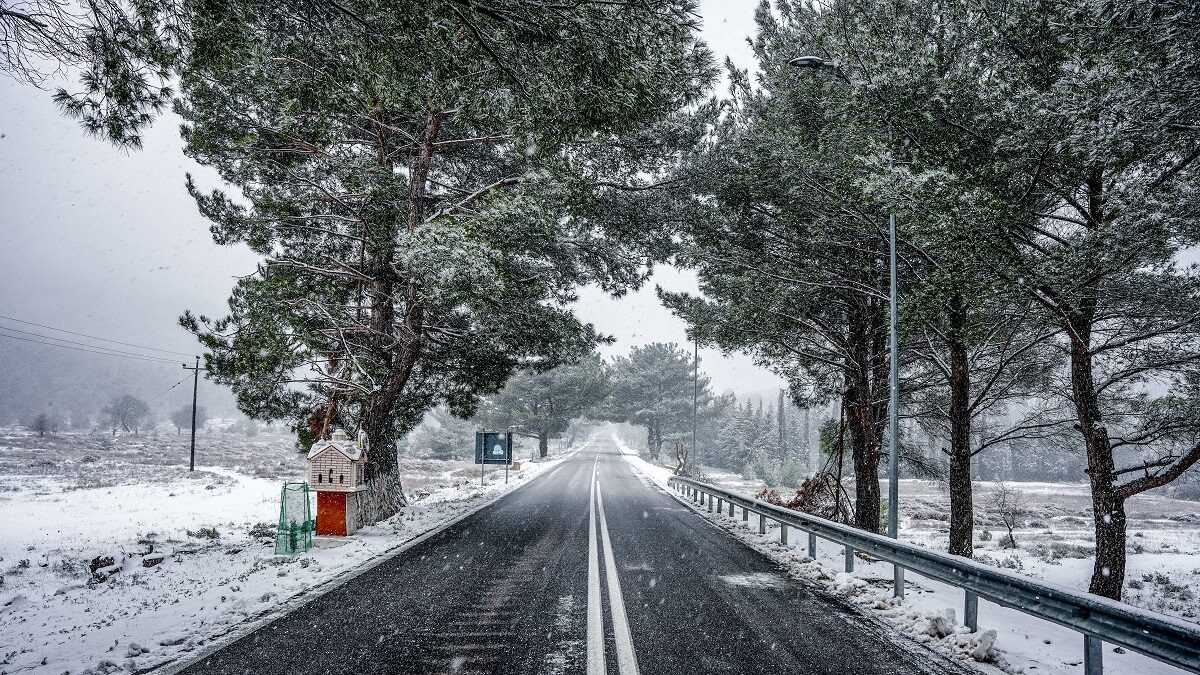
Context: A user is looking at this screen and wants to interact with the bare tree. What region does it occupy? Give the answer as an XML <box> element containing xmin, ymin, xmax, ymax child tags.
<box><xmin>990</xmin><ymin>482</ymin><xmax>1026</xmax><ymax>549</ymax></box>
<box><xmin>674</xmin><ymin>439</ymin><xmax>689</xmax><ymax>475</ymax></box>
<box><xmin>169</xmin><ymin>405</ymin><xmax>206</xmax><ymax>435</ymax></box>
<box><xmin>103</xmin><ymin>394</ymin><xmax>149</xmax><ymax>436</ymax></box>
<box><xmin>28</xmin><ymin>411</ymin><xmax>50</xmax><ymax>437</ymax></box>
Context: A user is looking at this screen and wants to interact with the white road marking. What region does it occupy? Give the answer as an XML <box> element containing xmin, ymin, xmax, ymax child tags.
<box><xmin>597</xmin><ymin>481</ymin><xmax>641</xmax><ymax>675</ymax></box>
<box><xmin>587</xmin><ymin>455</ymin><xmax>605</xmax><ymax>675</ymax></box>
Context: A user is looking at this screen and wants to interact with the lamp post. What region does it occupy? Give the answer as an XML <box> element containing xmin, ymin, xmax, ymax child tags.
<box><xmin>790</xmin><ymin>55</ymin><xmax>903</xmax><ymax>594</ymax></box>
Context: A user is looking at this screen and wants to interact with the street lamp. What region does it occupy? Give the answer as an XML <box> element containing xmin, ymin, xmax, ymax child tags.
<box><xmin>790</xmin><ymin>55</ymin><xmax>903</xmax><ymax>593</ymax></box>
<box><xmin>787</xmin><ymin>55</ymin><xmax>839</xmax><ymax>70</ymax></box>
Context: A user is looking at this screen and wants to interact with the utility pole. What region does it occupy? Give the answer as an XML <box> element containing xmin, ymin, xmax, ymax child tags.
<box><xmin>888</xmin><ymin>211</ymin><xmax>900</xmax><ymax>540</ymax></box>
<box><xmin>691</xmin><ymin>337</ymin><xmax>699</xmax><ymax>475</ymax></box>
<box><xmin>183</xmin><ymin>356</ymin><xmax>201</xmax><ymax>472</ymax></box>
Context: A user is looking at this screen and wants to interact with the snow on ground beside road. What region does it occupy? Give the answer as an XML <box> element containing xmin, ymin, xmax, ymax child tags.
<box><xmin>615</xmin><ymin>438</ymin><xmax>1198</xmax><ymax>675</ymax></box>
<box><xmin>0</xmin><ymin>428</ymin><xmax>572</xmax><ymax>675</ymax></box>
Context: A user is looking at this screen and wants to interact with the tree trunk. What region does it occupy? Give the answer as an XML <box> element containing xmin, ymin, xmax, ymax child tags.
<box><xmin>947</xmin><ymin>296</ymin><xmax>974</xmax><ymax>557</ymax></box>
<box><xmin>846</xmin><ymin>297</ymin><xmax>882</xmax><ymax>533</ymax></box>
<box><xmin>538</xmin><ymin>431</ymin><xmax>548</xmax><ymax>458</ymax></box>
<box><xmin>1068</xmin><ymin>329</ymin><xmax>1125</xmax><ymax>599</ymax></box>
<box><xmin>651</xmin><ymin>421</ymin><xmax>664</xmax><ymax>460</ymax></box>
<box><xmin>353</xmin><ymin>110</ymin><xmax>440</xmax><ymax>526</ymax></box>
<box><xmin>359</xmin><ymin>404</ymin><xmax>407</xmax><ymax>526</ymax></box>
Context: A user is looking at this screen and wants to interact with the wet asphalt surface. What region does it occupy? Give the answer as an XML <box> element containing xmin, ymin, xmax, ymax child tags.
<box><xmin>177</xmin><ymin>438</ymin><xmax>970</xmax><ymax>674</ymax></box>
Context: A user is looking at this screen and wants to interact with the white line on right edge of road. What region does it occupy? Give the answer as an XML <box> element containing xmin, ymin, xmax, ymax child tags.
<box><xmin>596</xmin><ymin>480</ymin><xmax>641</xmax><ymax>675</ymax></box>
<box><xmin>587</xmin><ymin>453</ymin><xmax>605</xmax><ymax>675</ymax></box>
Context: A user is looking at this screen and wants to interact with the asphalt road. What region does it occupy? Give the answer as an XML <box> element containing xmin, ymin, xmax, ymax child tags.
<box><xmin>178</xmin><ymin>437</ymin><xmax>970</xmax><ymax>675</ymax></box>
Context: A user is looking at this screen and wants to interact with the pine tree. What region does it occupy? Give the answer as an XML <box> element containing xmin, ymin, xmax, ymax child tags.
<box><xmin>797</xmin><ymin>0</ymin><xmax>1200</xmax><ymax>596</ymax></box>
<box><xmin>661</xmin><ymin>8</ymin><xmax>893</xmax><ymax>532</ymax></box>
<box><xmin>175</xmin><ymin>2</ymin><xmax>715</xmax><ymax>523</ymax></box>
<box><xmin>1</xmin><ymin>0</ymin><xmax>185</xmax><ymax>148</ymax></box>
<box><xmin>604</xmin><ymin>343</ymin><xmax>713</xmax><ymax>461</ymax></box>
<box><xmin>474</xmin><ymin>356</ymin><xmax>609</xmax><ymax>458</ymax></box>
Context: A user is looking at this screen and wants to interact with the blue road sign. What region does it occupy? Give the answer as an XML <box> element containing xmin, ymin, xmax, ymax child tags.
<box><xmin>475</xmin><ymin>431</ymin><xmax>513</xmax><ymax>465</ymax></box>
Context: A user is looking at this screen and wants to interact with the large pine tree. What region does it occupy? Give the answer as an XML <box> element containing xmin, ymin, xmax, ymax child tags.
<box><xmin>175</xmin><ymin>1</ymin><xmax>714</xmax><ymax>523</ymax></box>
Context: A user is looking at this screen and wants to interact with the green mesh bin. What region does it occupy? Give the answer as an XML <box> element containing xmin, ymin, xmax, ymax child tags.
<box><xmin>275</xmin><ymin>482</ymin><xmax>313</xmax><ymax>555</ymax></box>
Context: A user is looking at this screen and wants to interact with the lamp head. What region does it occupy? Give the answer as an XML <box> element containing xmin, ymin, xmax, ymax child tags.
<box><xmin>788</xmin><ymin>56</ymin><xmax>838</xmax><ymax>70</ymax></box>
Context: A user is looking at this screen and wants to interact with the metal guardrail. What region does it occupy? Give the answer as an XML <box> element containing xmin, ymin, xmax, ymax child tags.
<box><xmin>667</xmin><ymin>475</ymin><xmax>1200</xmax><ymax>675</ymax></box>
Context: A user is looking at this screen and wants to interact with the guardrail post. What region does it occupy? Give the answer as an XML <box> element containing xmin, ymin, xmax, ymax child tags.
<box><xmin>964</xmin><ymin>591</ymin><xmax>978</xmax><ymax>632</ymax></box>
<box><xmin>741</xmin><ymin>507</ymin><xmax>749</xmax><ymax>522</ymax></box>
<box><xmin>759</xmin><ymin>513</ymin><xmax>767</xmax><ymax>535</ymax></box>
<box><xmin>699</xmin><ymin>491</ymin><xmax>705</xmax><ymax>506</ymax></box>
<box><xmin>780</xmin><ymin>523</ymin><xmax>788</xmax><ymax>545</ymax></box>
<box><xmin>710</xmin><ymin>496</ymin><xmax>716</xmax><ymax>513</ymax></box>
<box><xmin>844</xmin><ymin>546</ymin><xmax>854</xmax><ymax>573</ymax></box>
<box><xmin>894</xmin><ymin>566</ymin><xmax>905</xmax><ymax>599</ymax></box>
<box><xmin>728</xmin><ymin>501</ymin><xmax>734</xmax><ymax>517</ymax></box>
<box><xmin>1084</xmin><ymin>636</ymin><xmax>1102</xmax><ymax>675</ymax></box>
<box><xmin>807</xmin><ymin>532</ymin><xmax>817</xmax><ymax>559</ymax></box>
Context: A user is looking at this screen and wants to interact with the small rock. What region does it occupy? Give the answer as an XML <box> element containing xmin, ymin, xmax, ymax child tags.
<box><xmin>142</xmin><ymin>556</ymin><xmax>165</xmax><ymax>568</ymax></box>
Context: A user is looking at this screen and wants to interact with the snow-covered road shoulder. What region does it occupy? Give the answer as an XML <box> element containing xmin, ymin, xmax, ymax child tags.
<box><xmin>615</xmin><ymin>446</ymin><xmax>1192</xmax><ymax>675</ymax></box>
<box><xmin>0</xmin><ymin>449</ymin><xmax>569</xmax><ymax>675</ymax></box>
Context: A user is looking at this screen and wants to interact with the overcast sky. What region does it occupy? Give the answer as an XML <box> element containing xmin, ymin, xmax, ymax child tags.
<box><xmin>0</xmin><ymin>1</ymin><xmax>784</xmax><ymax>398</ymax></box>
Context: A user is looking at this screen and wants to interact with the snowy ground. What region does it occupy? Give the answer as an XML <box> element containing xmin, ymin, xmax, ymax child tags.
<box><xmin>0</xmin><ymin>427</ymin><xmax>569</xmax><ymax>675</ymax></box>
<box><xmin>616</xmin><ymin>436</ymin><xmax>1199</xmax><ymax>675</ymax></box>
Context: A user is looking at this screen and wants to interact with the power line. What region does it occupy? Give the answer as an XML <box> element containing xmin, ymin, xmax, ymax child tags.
<box><xmin>0</xmin><ymin>325</ymin><xmax>188</xmax><ymax>362</ymax></box>
<box><xmin>0</xmin><ymin>331</ymin><xmax>182</xmax><ymax>364</ymax></box>
<box><xmin>148</xmin><ymin>376</ymin><xmax>192</xmax><ymax>403</ymax></box>
<box><xmin>0</xmin><ymin>313</ymin><xmax>197</xmax><ymax>357</ymax></box>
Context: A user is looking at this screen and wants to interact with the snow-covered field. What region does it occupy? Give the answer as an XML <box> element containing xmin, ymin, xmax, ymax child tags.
<box><xmin>0</xmin><ymin>428</ymin><xmax>567</xmax><ymax>675</ymax></box>
<box><xmin>616</xmin><ymin>437</ymin><xmax>1200</xmax><ymax>675</ymax></box>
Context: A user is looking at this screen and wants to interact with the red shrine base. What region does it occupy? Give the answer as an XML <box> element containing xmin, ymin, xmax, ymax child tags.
<box><xmin>316</xmin><ymin>490</ymin><xmax>359</xmax><ymax>536</ymax></box>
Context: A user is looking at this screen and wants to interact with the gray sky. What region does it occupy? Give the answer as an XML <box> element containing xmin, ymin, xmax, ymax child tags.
<box><xmin>0</xmin><ymin>1</ymin><xmax>783</xmax><ymax>398</ymax></box>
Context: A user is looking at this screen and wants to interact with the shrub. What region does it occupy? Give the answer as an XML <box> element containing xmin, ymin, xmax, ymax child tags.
<box><xmin>187</xmin><ymin>527</ymin><xmax>220</xmax><ymax>540</ymax></box>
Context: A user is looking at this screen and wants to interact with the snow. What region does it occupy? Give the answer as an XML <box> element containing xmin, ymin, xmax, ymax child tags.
<box><xmin>306</xmin><ymin>439</ymin><xmax>363</xmax><ymax>461</ymax></box>
<box><xmin>617</xmin><ymin>442</ymin><xmax>1199</xmax><ymax>675</ymax></box>
<box><xmin>0</xmin><ymin>428</ymin><xmax>572</xmax><ymax>674</ymax></box>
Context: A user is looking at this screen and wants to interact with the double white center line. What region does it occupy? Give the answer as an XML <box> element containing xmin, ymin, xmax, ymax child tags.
<box><xmin>587</xmin><ymin>453</ymin><xmax>640</xmax><ymax>675</ymax></box>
